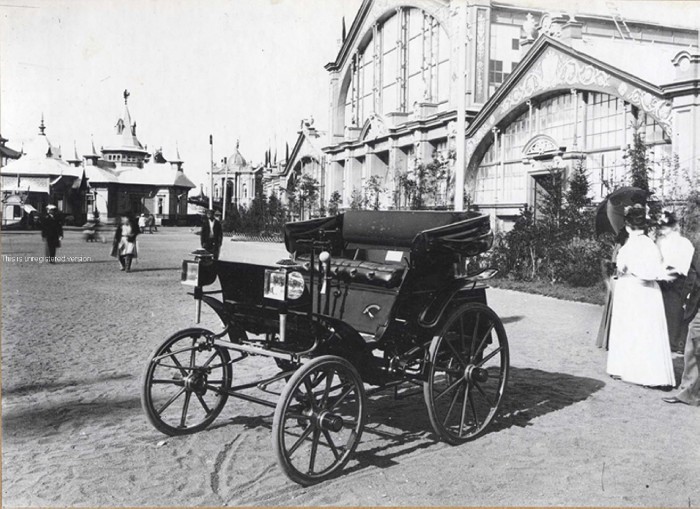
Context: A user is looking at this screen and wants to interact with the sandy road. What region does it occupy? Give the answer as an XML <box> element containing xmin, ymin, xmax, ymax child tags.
<box><xmin>1</xmin><ymin>228</ymin><xmax>698</xmax><ymax>507</ymax></box>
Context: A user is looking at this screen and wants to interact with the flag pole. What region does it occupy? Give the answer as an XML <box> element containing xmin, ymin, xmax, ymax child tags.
<box><xmin>209</xmin><ymin>134</ymin><xmax>214</xmax><ymax>210</ymax></box>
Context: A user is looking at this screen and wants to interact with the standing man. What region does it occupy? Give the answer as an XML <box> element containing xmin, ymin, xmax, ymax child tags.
<box><xmin>656</xmin><ymin>211</ymin><xmax>695</xmax><ymax>353</ymax></box>
<box><xmin>664</xmin><ymin>232</ymin><xmax>700</xmax><ymax>406</ymax></box>
<box><xmin>41</xmin><ymin>204</ymin><xmax>63</xmax><ymax>263</ymax></box>
<box><xmin>200</xmin><ymin>209</ymin><xmax>223</xmax><ymax>259</ymax></box>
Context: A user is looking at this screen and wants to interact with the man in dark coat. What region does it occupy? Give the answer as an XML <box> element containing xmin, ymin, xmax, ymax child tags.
<box><xmin>41</xmin><ymin>205</ymin><xmax>63</xmax><ymax>263</ymax></box>
<box><xmin>200</xmin><ymin>209</ymin><xmax>223</xmax><ymax>259</ymax></box>
<box><xmin>664</xmin><ymin>233</ymin><xmax>700</xmax><ymax>406</ymax></box>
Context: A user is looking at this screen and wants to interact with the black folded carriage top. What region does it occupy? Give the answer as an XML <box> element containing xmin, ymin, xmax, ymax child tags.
<box><xmin>284</xmin><ymin>210</ymin><xmax>493</xmax><ymax>258</ymax></box>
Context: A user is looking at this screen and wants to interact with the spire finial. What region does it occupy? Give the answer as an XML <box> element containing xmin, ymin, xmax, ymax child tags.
<box><xmin>236</xmin><ymin>139</ymin><xmax>240</xmax><ymax>149</ymax></box>
<box><xmin>123</xmin><ymin>89</ymin><xmax>130</xmax><ymax>104</ymax></box>
<box><xmin>39</xmin><ymin>113</ymin><xmax>46</xmax><ymax>135</ymax></box>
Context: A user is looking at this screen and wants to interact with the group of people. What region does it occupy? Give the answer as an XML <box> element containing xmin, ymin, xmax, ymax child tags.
<box><xmin>598</xmin><ymin>205</ymin><xmax>700</xmax><ymax>406</ymax></box>
<box><xmin>40</xmin><ymin>205</ymin><xmax>224</xmax><ymax>272</ymax></box>
<box><xmin>137</xmin><ymin>213</ymin><xmax>158</xmax><ymax>234</ymax></box>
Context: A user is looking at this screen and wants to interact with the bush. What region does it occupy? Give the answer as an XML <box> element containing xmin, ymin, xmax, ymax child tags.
<box><xmin>557</xmin><ymin>237</ymin><xmax>606</xmax><ymax>287</ymax></box>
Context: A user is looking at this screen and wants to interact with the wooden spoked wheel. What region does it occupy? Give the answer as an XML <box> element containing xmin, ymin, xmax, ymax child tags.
<box><xmin>141</xmin><ymin>328</ymin><xmax>232</xmax><ymax>436</ymax></box>
<box><xmin>272</xmin><ymin>355</ymin><xmax>366</xmax><ymax>486</ymax></box>
<box><xmin>424</xmin><ymin>303</ymin><xmax>509</xmax><ymax>444</ymax></box>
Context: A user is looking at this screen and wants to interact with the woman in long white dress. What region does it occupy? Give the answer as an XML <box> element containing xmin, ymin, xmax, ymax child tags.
<box><xmin>606</xmin><ymin>205</ymin><xmax>676</xmax><ymax>388</ymax></box>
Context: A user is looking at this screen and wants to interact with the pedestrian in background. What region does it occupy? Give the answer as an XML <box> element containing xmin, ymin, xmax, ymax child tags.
<box><xmin>200</xmin><ymin>209</ymin><xmax>223</xmax><ymax>259</ymax></box>
<box><xmin>138</xmin><ymin>213</ymin><xmax>147</xmax><ymax>234</ymax></box>
<box><xmin>41</xmin><ymin>204</ymin><xmax>63</xmax><ymax>263</ymax></box>
<box><xmin>111</xmin><ymin>215</ymin><xmax>139</xmax><ymax>272</ymax></box>
<box><xmin>606</xmin><ymin>204</ymin><xmax>676</xmax><ymax>388</ymax></box>
<box><xmin>655</xmin><ymin>210</ymin><xmax>695</xmax><ymax>354</ymax></box>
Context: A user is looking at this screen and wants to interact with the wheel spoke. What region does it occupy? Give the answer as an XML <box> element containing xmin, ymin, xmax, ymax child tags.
<box><xmin>443</xmin><ymin>336</ymin><xmax>467</xmax><ymax>367</ymax></box>
<box><xmin>180</xmin><ymin>391</ymin><xmax>192</xmax><ymax>428</ymax></box>
<box><xmin>328</xmin><ymin>385</ymin><xmax>354</xmax><ymax>411</ymax></box>
<box><xmin>202</xmin><ymin>351</ymin><xmax>219</xmax><ymax>369</ymax></box>
<box><xmin>473</xmin><ymin>380</ymin><xmax>495</xmax><ymax>407</ymax></box>
<box><xmin>151</xmin><ymin>378</ymin><xmax>185</xmax><ymax>386</ymax></box>
<box><xmin>443</xmin><ymin>382</ymin><xmax>463</xmax><ymax>427</ymax></box>
<box><xmin>303</xmin><ymin>379</ymin><xmax>316</xmax><ymax>410</ymax></box>
<box><xmin>189</xmin><ymin>339</ymin><xmax>197</xmax><ymax>369</ymax></box>
<box><xmin>287</xmin><ymin>424</ymin><xmax>314</xmax><ymax>457</ymax></box>
<box><xmin>308</xmin><ymin>428</ymin><xmax>321</xmax><ymax>474</ymax></box>
<box><xmin>476</xmin><ymin>345</ymin><xmax>502</xmax><ymax>367</ymax></box>
<box><xmin>165</xmin><ymin>349</ymin><xmax>189</xmax><ymax>377</ymax></box>
<box><xmin>157</xmin><ymin>387</ymin><xmax>186</xmax><ymax>415</ymax></box>
<box><xmin>459</xmin><ymin>315</ymin><xmax>466</xmax><ymax>359</ymax></box>
<box><xmin>195</xmin><ymin>393</ymin><xmax>212</xmax><ymax>415</ymax></box>
<box><xmin>286</xmin><ymin>412</ymin><xmax>312</xmax><ymax>421</ymax></box>
<box><xmin>473</xmin><ymin>322</ymin><xmax>496</xmax><ymax>360</ymax></box>
<box><xmin>434</xmin><ymin>376</ymin><xmax>463</xmax><ymax>401</ymax></box>
<box><xmin>468</xmin><ymin>390</ymin><xmax>480</xmax><ymax>430</ymax></box>
<box><xmin>469</xmin><ymin>312</ymin><xmax>481</xmax><ymax>361</ymax></box>
<box><xmin>319</xmin><ymin>368</ymin><xmax>334</xmax><ymax>408</ymax></box>
<box><xmin>458</xmin><ymin>382</ymin><xmax>470</xmax><ymax>437</ymax></box>
<box><xmin>322</xmin><ymin>429</ymin><xmax>341</xmax><ymax>460</ymax></box>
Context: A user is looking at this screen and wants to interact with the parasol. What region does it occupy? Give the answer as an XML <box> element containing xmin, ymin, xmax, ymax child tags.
<box><xmin>595</xmin><ymin>186</ymin><xmax>647</xmax><ymax>237</ymax></box>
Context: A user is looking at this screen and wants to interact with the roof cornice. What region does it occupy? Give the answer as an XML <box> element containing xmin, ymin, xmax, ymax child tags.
<box><xmin>491</xmin><ymin>2</ymin><xmax>698</xmax><ymax>33</ymax></box>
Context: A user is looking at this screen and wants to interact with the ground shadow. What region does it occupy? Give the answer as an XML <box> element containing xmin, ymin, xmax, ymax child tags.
<box><xmin>2</xmin><ymin>373</ymin><xmax>135</xmax><ymax>396</ymax></box>
<box><xmin>2</xmin><ymin>395</ymin><xmax>142</xmax><ymax>434</ymax></box>
<box><xmin>501</xmin><ymin>315</ymin><xmax>525</xmax><ymax>324</ymax></box>
<box><xmin>184</xmin><ymin>366</ymin><xmax>605</xmax><ymax>476</ymax></box>
<box><xmin>130</xmin><ymin>267</ymin><xmax>179</xmax><ymax>273</ymax></box>
<box><xmin>343</xmin><ymin>366</ymin><xmax>605</xmax><ymax>473</ymax></box>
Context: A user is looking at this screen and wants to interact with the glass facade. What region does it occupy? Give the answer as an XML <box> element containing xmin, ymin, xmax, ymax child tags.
<box><xmin>473</xmin><ymin>91</ymin><xmax>671</xmax><ymax>206</ymax></box>
<box><xmin>344</xmin><ymin>8</ymin><xmax>449</xmax><ymax>128</ymax></box>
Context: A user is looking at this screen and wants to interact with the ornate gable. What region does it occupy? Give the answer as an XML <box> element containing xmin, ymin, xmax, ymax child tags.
<box><xmin>465</xmin><ymin>37</ymin><xmax>674</xmax><ymax>169</ymax></box>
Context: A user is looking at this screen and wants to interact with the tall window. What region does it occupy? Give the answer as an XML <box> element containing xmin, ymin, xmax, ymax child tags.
<box><xmin>344</xmin><ymin>8</ymin><xmax>449</xmax><ymax>127</ymax></box>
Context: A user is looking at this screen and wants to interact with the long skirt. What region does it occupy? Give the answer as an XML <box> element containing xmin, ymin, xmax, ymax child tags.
<box><xmin>607</xmin><ymin>275</ymin><xmax>676</xmax><ymax>387</ymax></box>
<box><xmin>596</xmin><ymin>277</ymin><xmax>615</xmax><ymax>350</ymax></box>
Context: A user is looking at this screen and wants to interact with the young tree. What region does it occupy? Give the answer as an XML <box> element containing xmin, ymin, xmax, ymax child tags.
<box><xmin>296</xmin><ymin>174</ymin><xmax>320</xmax><ymax>219</ymax></box>
<box><xmin>349</xmin><ymin>188</ymin><xmax>365</xmax><ymax>210</ymax></box>
<box><xmin>626</xmin><ymin>118</ymin><xmax>652</xmax><ymax>193</ymax></box>
<box><xmin>328</xmin><ymin>190</ymin><xmax>342</xmax><ymax>215</ymax></box>
<box><xmin>365</xmin><ymin>175</ymin><xmax>385</xmax><ymax>210</ymax></box>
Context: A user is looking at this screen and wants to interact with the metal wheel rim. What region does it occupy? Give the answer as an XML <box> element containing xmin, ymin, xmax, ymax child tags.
<box><xmin>425</xmin><ymin>304</ymin><xmax>508</xmax><ymax>443</ymax></box>
<box><xmin>274</xmin><ymin>356</ymin><xmax>365</xmax><ymax>485</ymax></box>
<box><xmin>142</xmin><ymin>329</ymin><xmax>232</xmax><ymax>435</ymax></box>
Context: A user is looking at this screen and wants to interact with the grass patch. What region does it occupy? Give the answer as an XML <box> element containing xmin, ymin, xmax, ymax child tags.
<box><xmin>489</xmin><ymin>278</ymin><xmax>606</xmax><ymax>306</ymax></box>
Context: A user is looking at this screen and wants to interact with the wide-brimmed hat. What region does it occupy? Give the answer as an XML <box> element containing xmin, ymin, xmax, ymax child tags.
<box><xmin>46</xmin><ymin>204</ymin><xmax>57</xmax><ymax>211</ymax></box>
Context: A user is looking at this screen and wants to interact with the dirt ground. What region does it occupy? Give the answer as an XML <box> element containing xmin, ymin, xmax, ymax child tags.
<box><xmin>1</xmin><ymin>228</ymin><xmax>698</xmax><ymax>507</ymax></box>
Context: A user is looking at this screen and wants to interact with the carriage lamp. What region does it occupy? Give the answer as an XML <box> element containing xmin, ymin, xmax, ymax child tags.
<box><xmin>181</xmin><ymin>250</ymin><xmax>218</xmax><ymax>323</ymax></box>
<box><xmin>264</xmin><ymin>261</ymin><xmax>306</xmax><ymax>344</ymax></box>
<box><xmin>263</xmin><ymin>265</ymin><xmax>305</xmax><ymax>301</ymax></box>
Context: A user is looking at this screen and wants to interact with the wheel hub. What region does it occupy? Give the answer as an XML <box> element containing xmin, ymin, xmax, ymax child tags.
<box><xmin>465</xmin><ymin>365</ymin><xmax>489</xmax><ymax>383</ymax></box>
<box><xmin>317</xmin><ymin>411</ymin><xmax>344</xmax><ymax>432</ymax></box>
<box><xmin>184</xmin><ymin>371</ymin><xmax>208</xmax><ymax>396</ymax></box>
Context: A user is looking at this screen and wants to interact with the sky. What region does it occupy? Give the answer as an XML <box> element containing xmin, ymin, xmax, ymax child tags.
<box><xmin>1</xmin><ymin>0</ymin><xmax>699</xmax><ymax>189</ymax></box>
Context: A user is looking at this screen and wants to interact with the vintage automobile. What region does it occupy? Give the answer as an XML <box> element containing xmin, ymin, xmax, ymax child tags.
<box><xmin>140</xmin><ymin>210</ymin><xmax>509</xmax><ymax>485</ymax></box>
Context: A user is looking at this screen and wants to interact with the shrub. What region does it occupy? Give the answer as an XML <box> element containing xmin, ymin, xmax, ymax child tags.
<box><xmin>557</xmin><ymin>237</ymin><xmax>606</xmax><ymax>287</ymax></box>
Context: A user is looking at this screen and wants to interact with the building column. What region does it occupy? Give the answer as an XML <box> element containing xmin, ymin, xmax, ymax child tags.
<box><xmin>571</xmin><ymin>89</ymin><xmax>579</xmax><ymax>149</ymax></box>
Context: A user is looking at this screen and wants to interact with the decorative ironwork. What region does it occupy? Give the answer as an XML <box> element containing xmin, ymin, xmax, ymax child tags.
<box><xmin>474</xmin><ymin>9</ymin><xmax>487</xmax><ymax>103</ymax></box>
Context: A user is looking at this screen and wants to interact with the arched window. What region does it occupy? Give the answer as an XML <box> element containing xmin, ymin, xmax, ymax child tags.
<box><xmin>344</xmin><ymin>8</ymin><xmax>449</xmax><ymax>127</ymax></box>
<box><xmin>472</xmin><ymin>91</ymin><xmax>671</xmax><ymax>206</ymax></box>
